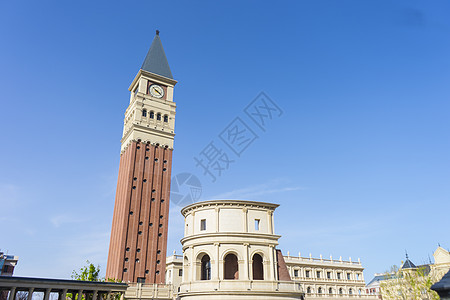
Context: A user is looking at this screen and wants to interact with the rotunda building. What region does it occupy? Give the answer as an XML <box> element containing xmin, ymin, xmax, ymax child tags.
<box><xmin>178</xmin><ymin>200</ymin><xmax>303</xmax><ymax>300</ymax></box>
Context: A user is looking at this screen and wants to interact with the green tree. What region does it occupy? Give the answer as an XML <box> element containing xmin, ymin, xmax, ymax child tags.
<box><xmin>71</xmin><ymin>260</ymin><xmax>101</xmax><ymax>282</ymax></box>
<box><xmin>380</xmin><ymin>264</ymin><xmax>439</xmax><ymax>300</ymax></box>
<box><xmin>69</xmin><ymin>262</ymin><xmax>123</xmax><ymax>300</ymax></box>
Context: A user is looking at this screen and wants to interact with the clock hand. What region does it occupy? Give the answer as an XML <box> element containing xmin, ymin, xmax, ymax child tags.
<box><xmin>155</xmin><ymin>89</ymin><xmax>161</xmax><ymax>95</ymax></box>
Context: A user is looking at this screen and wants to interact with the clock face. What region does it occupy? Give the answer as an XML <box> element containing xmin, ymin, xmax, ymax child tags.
<box><xmin>149</xmin><ymin>84</ymin><xmax>164</xmax><ymax>98</ymax></box>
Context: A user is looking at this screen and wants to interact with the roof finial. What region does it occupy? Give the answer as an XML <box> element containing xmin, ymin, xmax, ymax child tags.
<box><xmin>405</xmin><ymin>250</ymin><xmax>409</xmax><ymax>259</ymax></box>
<box><xmin>156</xmin><ymin>29</ymin><xmax>160</xmax><ymax>36</ymax></box>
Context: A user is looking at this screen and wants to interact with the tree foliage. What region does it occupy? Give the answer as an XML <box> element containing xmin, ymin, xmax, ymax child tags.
<box><xmin>71</xmin><ymin>260</ymin><xmax>101</xmax><ymax>282</ymax></box>
<box><xmin>380</xmin><ymin>264</ymin><xmax>440</xmax><ymax>300</ymax></box>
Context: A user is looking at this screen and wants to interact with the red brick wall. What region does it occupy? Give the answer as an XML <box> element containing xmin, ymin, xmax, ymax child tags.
<box><xmin>106</xmin><ymin>141</ymin><xmax>172</xmax><ymax>283</ymax></box>
<box><xmin>276</xmin><ymin>249</ymin><xmax>292</xmax><ymax>281</ymax></box>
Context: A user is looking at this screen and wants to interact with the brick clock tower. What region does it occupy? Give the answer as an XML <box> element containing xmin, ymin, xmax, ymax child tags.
<box><xmin>106</xmin><ymin>31</ymin><xmax>177</xmax><ymax>283</ymax></box>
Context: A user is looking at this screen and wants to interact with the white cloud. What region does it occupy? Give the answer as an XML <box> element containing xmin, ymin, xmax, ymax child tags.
<box><xmin>50</xmin><ymin>214</ymin><xmax>85</xmax><ymax>228</ymax></box>
<box><xmin>209</xmin><ymin>179</ymin><xmax>304</xmax><ymax>200</ymax></box>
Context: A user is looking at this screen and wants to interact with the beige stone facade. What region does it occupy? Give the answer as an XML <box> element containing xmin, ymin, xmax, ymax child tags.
<box><xmin>375</xmin><ymin>247</ymin><xmax>450</xmax><ymax>300</ymax></box>
<box><xmin>284</xmin><ymin>254</ymin><xmax>371</xmax><ymax>299</ymax></box>
<box><xmin>166</xmin><ymin>253</ymin><xmax>375</xmax><ymax>299</ymax></box>
<box><xmin>160</xmin><ymin>199</ymin><xmax>379</xmax><ymax>300</ymax></box>
<box><xmin>431</xmin><ymin>246</ymin><xmax>450</xmax><ymax>282</ymax></box>
<box><xmin>178</xmin><ymin>200</ymin><xmax>303</xmax><ymax>300</ymax></box>
<box><xmin>122</xmin><ymin>70</ymin><xmax>177</xmax><ymax>152</ymax></box>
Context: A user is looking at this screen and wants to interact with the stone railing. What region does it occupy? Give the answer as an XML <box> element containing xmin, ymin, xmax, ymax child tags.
<box><xmin>179</xmin><ymin>280</ymin><xmax>302</xmax><ymax>295</ymax></box>
<box><xmin>284</xmin><ymin>256</ymin><xmax>362</xmax><ymax>266</ymax></box>
<box><xmin>303</xmin><ymin>293</ymin><xmax>378</xmax><ymax>298</ymax></box>
<box><xmin>0</xmin><ymin>276</ymin><xmax>127</xmax><ymax>300</ymax></box>
<box><xmin>124</xmin><ymin>283</ymin><xmax>174</xmax><ymax>300</ymax></box>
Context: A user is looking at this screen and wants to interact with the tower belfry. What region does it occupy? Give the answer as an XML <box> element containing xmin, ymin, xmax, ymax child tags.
<box><xmin>106</xmin><ymin>31</ymin><xmax>177</xmax><ymax>283</ymax></box>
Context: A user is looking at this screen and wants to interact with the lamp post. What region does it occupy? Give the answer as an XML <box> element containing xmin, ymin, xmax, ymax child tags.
<box><xmin>431</xmin><ymin>270</ymin><xmax>450</xmax><ymax>299</ymax></box>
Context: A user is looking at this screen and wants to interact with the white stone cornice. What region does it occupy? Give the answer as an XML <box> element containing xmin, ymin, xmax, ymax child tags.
<box><xmin>181</xmin><ymin>200</ymin><xmax>279</xmax><ymax>217</ymax></box>
<box><xmin>129</xmin><ymin>69</ymin><xmax>177</xmax><ymax>92</ymax></box>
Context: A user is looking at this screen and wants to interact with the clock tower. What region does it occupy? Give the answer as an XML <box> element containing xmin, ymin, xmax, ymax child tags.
<box><xmin>106</xmin><ymin>31</ymin><xmax>177</xmax><ymax>283</ymax></box>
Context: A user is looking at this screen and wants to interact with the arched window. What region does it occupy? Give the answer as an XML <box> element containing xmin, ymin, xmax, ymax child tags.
<box><xmin>164</xmin><ymin>115</ymin><xmax>168</xmax><ymax>122</ymax></box>
<box><xmin>200</xmin><ymin>254</ymin><xmax>211</xmax><ymax>280</ymax></box>
<box><xmin>150</xmin><ymin>111</ymin><xmax>154</xmax><ymax>119</ymax></box>
<box><xmin>224</xmin><ymin>253</ymin><xmax>238</xmax><ymax>279</ymax></box>
<box><xmin>183</xmin><ymin>256</ymin><xmax>189</xmax><ymax>281</ymax></box>
<box><xmin>318</xmin><ymin>287</ymin><xmax>322</xmax><ymax>294</ymax></box>
<box><xmin>329</xmin><ymin>288</ymin><xmax>333</xmax><ymax>294</ymax></box>
<box><xmin>252</xmin><ymin>253</ymin><xmax>264</xmax><ymax>280</ymax></box>
<box><xmin>339</xmin><ymin>288</ymin><xmax>343</xmax><ymax>295</ymax></box>
<box><xmin>142</xmin><ymin>109</ymin><xmax>147</xmax><ymax>117</ymax></box>
<box><xmin>157</xmin><ymin>113</ymin><xmax>161</xmax><ymax>121</ymax></box>
<box><xmin>307</xmin><ymin>287</ymin><xmax>311</xmax><ymax>294</ymax></box>
<box><xmin>358</xmin><ymin>289</ymin><xmax>362</xmax><ymax>295</ymax></box>
<box><xmin>349</xmin><ymin>288</ymin><xmax>353</xmax><ymax>295</ymax></box>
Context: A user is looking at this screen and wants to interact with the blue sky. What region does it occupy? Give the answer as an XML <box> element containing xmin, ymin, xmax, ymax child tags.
<box><xmin>1</xmin><ymin>1</ymin><xmax>449</xmax><ymax>281</ymax></box>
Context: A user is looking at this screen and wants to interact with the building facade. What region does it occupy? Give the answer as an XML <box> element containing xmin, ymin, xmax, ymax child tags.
<box><xmin>284</xmin><ymin>254</ymin><xmax>369</xmax><ymax>298</ymax></box>
<box><xmin>161</xmin><ymin>200</ymin><xmax>378</xmax><ymax>300</ymax></box>
<box><xmin>366</xmin><ymin>247</ymin><xmax>450</xmax><ymax>299</ymax></box>
<box><xmin>167</xmin><ymin>253</ymin><xmax>375</xmax><ymax>299</ymax></box>
<box><xmin>102</xmin><ymin>33</ymin><xmax>378</xmax><ymax>299</ymax></box>
<box><xmin>0</xmin><ymin>252</ymin><xmax>18</xmax><ymax>276</ymax></box>
<box><xmin>106</xmin><ymin>31</ymin><xmax>177</xmax><ymax>283</ymax></box>
<box><xmin>0</xmin><ymin>252</ymin><xmax>19</xmax><ymax>300</ymax></box>
<box><xmin>177</xmin><ymin>200</ymin><xmax>303</xmax><ymax>300</ymax></box>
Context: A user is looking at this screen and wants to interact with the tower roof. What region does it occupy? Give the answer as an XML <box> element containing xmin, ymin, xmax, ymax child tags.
<box><xmin>401</xmin><ymin>252</ymin><xmax>417</xmax><ymax>269</ymax></box>
<box><xmin>140</xmin><ymin>30</ymin><xmax>173</xmax><ymax>79</ymax></box>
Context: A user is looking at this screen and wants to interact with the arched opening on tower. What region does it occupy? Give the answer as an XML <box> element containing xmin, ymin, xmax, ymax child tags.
<box><xmin>183</xmin><ymin>256</ymin><xmax>189</xmax><ymax>282</ymax></box>
<box><xmin>200</xmin><ymin>254</ymin><xmax>211</xmax><ymax>280</ymax></box>
<box><xmin>252</xmin><ymin>253</ymin><xmax>264</xmax><ymax>280</ymax></box>
<box><xmin>224</xmin><ymin>253</ymin><xmax>239</xmax><ymax>280</ymax></box>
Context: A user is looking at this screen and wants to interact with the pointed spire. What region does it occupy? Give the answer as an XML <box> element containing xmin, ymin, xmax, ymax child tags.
<box><xmin>401</xmin><ymin>250</ymin><xmax>417</xmax><ymax>269</ymax></box>
<box><xmin>141</xmin><ymin>30</ymin><xmax>173</xmax><ymax>79</ymax></box>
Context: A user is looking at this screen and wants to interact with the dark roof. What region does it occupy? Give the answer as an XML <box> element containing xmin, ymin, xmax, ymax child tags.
<box><xmin>140</xmin><ymin>32</ymin><xmax>173</xmax><ymax>79</ymax></box>
<box><xmin>366</xmin><ymin>274</ymin><xmax>396</xmax><ymax>286</ymax></box>
<box><xmin>401</xmin><ymin>258</ymin><xmax>417</xmax><ymax>269</ymax></box>
<box><xmin>432</xmin><ymin>269</ymin><xmax>450</xmax><ymax>292</ymax></box>
<box><xmin>416</xmin><ymin>264</ymin><xmax>431</xmax><ymax>275</ymax></box>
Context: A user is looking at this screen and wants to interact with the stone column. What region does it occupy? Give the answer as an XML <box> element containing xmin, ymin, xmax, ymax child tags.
<box><xmin>77</xmin><ymin>290</ymin><xmax>83</xmax><ymax>300</ymax></box>
<box><xmin>242</xmin><ymin>208</ymin><xmax>248</xmax><ymax>232</ymax></box>
<box><xmin>214</xmin><ymin>243</ymin><xmax>220</xmax><ymax>280</ymax></box>
<box><xmin>215</xmin><ymin>207</ymin><xmax>219</xmax><ymax>233</ymax></box>
<box><xmin>106</xmin><ymin>292</ymin><xmax>111</xmax><ymax>300</ymax></box>
<box><xmin>243</xmin><ymin>243</ymin><xmax>250</xmax><ymax>280</ymax></box>
<box><xmin>9</xmin><ymin>287</ymin><xmax>16</xmax><ymax>300</ymax></box>
<box><xmin>267</xmin><ymin>211</ymin><xmax>274</xmax><ymax>234</ymax></box>
<box><xmin>269</xmin><ymin>245</ymin><xmax>275</xmax><ymax>281</ymax></box>
<box><xmin>138</xmin><ymin>78</ymin><xmax>146</xmax><ymax>94</ymax></box>
<box><xmin>191</xmin><ymin>212</ymin><xmax>196</xmax><ymax>235</ymax></box>
<box><xmin>43</xmin><ymin>289</ymin><xmax>52</xmax><ymax>300</ymax></box>
<box><xmin>27</xmin><ymin>288</ymin><xmax>34</xmax><ymax>300</ymax></box>
<box><xmin>189</xmin><ymin>246</ymin><xmax>195</xmax><ymax>282</ymax></box>
<box><xmin>92</xmin><ymin>291</ymin><xmax>98</xmax><ymax>300</ymax></box>
<box><xmin>58</xmin><ymin>289</ymin><xmax>67</xmax><ymax>300</ymax></box>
